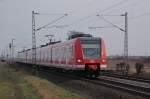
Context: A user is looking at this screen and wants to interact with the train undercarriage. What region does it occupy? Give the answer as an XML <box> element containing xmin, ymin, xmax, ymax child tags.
<box><xmin>85</xmin><ymin>64</ymin><xmax>100</xmax><ymax>78</ymax></box>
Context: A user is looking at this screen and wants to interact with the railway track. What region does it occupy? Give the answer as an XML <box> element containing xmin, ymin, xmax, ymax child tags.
<box><xmin>16</xmin><ymin>64</ymin><xmax>150</xmax><ymax>98</ymax></box>
<box><xmin>101</xmin><ymin>72</ymin><xmax>150</xmax><ymax>84</ymax></box>
<box><xmin>39</xmin><ymin>67</ymin><xmax>150</xmax><ymax>98</ymax></box>
<box><xmin>95</xmin><ymin>77</ymin><xmax>150</xmax><ymax>98</ymax></box>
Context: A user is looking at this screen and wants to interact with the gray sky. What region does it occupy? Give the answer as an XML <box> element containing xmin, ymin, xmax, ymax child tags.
<box><xmin>0</xmin><ymin>0</ymin><xmax>150</xmax><ymax>56</ymax></box>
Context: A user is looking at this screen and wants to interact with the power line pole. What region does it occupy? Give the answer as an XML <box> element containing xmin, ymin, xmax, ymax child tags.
<box><xmin>11</xmin><ymin>38</ymin><xmax>15</xmax><ymax>63</ymax></box>
<box><xmin>9</xmin><ymin>43</ymin><xmax>11</xmax><ymax>63</ymax></box>
<box><xmin>124</xmin><ymin>12</ymin><xmax>128</xmax><ymax>61</ymax></box>
<box><xmin>32</xmin><ymin>11</ymin><xmax>66</xmax><ymax>64</ymax></box>
<box><xmin>31</xmin><ymin>11</ymin><xmax>67</xmax><ymax>74</ymax></box>
<box><xmin>96</xmin><ymin>13</ymin><xmax>128</xmax><ymax>61</ymax></box>
<box><xmin>32</xmin><ymin>11</ymin><xmax>36</xmax><ymax>65</ymax></box>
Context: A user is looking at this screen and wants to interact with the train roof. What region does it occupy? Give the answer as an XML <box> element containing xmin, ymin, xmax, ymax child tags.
<box><xmin>68</xmin><ymin>31</ymin><xmax>92</xmax><ymax>40</ymax></box>
<box><xmin>39</xmin><ymin>41</ymin><xmax>61</xmax><ymax>48</ymax></box>
<box><xmin>79</xmin><ymin>37</ymin><xmax>101</xmax><ymax>40</ymax></box>
<box><xmin>18</xmin><ymin>32</ymin><xmax>101</xmax><ymax>53</ymax></box>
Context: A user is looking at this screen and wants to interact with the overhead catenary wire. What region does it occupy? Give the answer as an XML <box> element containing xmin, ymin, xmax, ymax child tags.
<box><xmin>41</xmin><ymin>0</ymin><xmax>128</xmax><ymax>30</ymax></box>
<box><xmin>96</xmin><ymin>14</ymin><xmax>125</xmax><ymax>31</ymax></box>
<box><xmin>105</xmin><ymin>0</ymin><xmax>141</xmax><ymax>14</ymax></box>
<box><xmin>96</xmin><ymin>0</ymin><xmax>129</xmax><ymax>14</ymax></box>
<box><xmin>92</xmin><ymin>11</ymin><xmax>150</xmax><ymax>30</ymax></box>
<box><xmin>100</xmin><ymin>14</ymin><xmax>123</xmax><ymax>16</ymax></box>
<box><xmin>67</xmin><ymin>15</ymin><xmax>93</xmax><ymax>27</ymax></box>
<box><xmin>129</xmin><ymin>12</ymin><xmax>150</xmax><ymax>20</ymax></box>
<box><xmin>65</xmin><ymin>0</ymin><xmax>149</xmax><ymax>31</ymax></box>
<box><xmin>32</xmin><ymin>0</ymin><xmax>129</xmax><ymax>30</ymax></box>
<box><xmin>36</xmin><ymin>13</ymin><xmax>68</xmax><ymax>31</ymax></box>
<box><xmin>88</xmin><ymin>26</ymin><xmax>115</xmax><ymax>29</ymax></box>
<box><xmin>45</xmin><ymin>25</ymin><xmax>69</xmax><ymax>29</ymax></box>
<box><xmin>36</xmin><ymin>0</ymin><xmax>96</xmax><ymax>28</ymax></box>
<box><xmin>34</xmin><ymin>13</ymin><xmax>68</xmax><ymax>16</ymax></box>
<box><xmin>65</xmin><ymin>0</ymin><xmax>129</xmax><ymax>28</ymax></box>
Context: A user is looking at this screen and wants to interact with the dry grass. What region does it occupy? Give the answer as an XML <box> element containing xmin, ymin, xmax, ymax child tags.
<box><xmin>25</xmin><ymin>76</ymin><xmax>87</xmax><ymax>99</ymax></box>
<box><xmin>25</xmin><ymin>76</ymin><xmax>58</xmax><ymax>99</ymax></box>
<box><xmin>107</xmin><ymin>59</ymin><xmax>150</xmax><ymax>74</ymax></box>
<box><xmin>0</xmin><ymin>62</ymin><xmax>88</xmax><ymax>99</ymax></box>
<box><xmin>0</xmin><ymin>62</ymin><xmax>39</xmax><ymax>99</ymax></box>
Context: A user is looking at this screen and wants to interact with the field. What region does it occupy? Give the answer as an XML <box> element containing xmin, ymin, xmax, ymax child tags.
<box><xmin>0</xmin><ymin>62</ymin><xmax>88</xmax><ymax>99</ymax></box>
<box><xmin>0</xmin><ymin>59</ymin><xmax>149</xmax><ymax>99</ymax></box>
<box><xmin>107</xmin><ymin>58</ymin><xmax>150</xmax><ymax>75</ymax></box>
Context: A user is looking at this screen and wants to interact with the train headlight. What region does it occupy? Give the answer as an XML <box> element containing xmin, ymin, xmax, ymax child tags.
<box><xmin>102</xmin><ymin>59</ymin><xmax>106</xmax><ymax>62</ymax></box>
<box><xmin>77</xmin><ymin>59</ymin><xmax>82</xmax><ymax>63</ymax></box>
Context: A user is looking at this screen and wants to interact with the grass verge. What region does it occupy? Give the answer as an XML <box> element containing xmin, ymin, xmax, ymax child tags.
<box><xmin>0</xmin><ymin>62</ymin><xmax>88</xmax><ymax>99</ymax></box>
<box><xmin>25</xmin><ymin>76</ymin><xmax>87</xmax><ymax>99</ymax></box>
<box><xmin>0</xmin><ymin>62</ymin><xmax>39</xmax><ymax>99</ymax></box>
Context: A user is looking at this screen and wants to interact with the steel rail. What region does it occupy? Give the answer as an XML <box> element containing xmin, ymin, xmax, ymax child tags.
<box><xmin>15</xmin><ymin>63</ymin><xmax>150</xmax><ymax>98</ymax></box>
<box><xmin>102</xmin><ymin>72</ymin><xmax>150</xmax><ymax>84</ymax></box>
<box><xmin>39</xmin><ymin>67</ymin><xmax>150</xmax><ymax>98</ymax></box>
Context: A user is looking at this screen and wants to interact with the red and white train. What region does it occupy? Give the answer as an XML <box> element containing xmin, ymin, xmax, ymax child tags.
<box><xmin>16</xmin><ymin>32</ymin><xmax>107</xmax><ymax>77</ymax></box>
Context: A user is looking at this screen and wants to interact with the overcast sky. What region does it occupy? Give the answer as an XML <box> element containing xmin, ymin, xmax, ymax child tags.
<box><xmin>0</xmin><ymin>0</ymin><xmax>150</xmax><ymax>56</ymax></box>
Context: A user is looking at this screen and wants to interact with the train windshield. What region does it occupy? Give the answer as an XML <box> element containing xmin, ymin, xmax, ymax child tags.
<box><xmin>80</xmin><ymin>38</ymin><xmax>100</xmax><ymax>58</ymax></box>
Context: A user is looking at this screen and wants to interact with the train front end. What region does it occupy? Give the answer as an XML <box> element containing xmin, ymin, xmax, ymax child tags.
<box><xmin>75</xmin><ymin>37</ymin><xmax>107</xmax><ymax>77</ymax></box>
